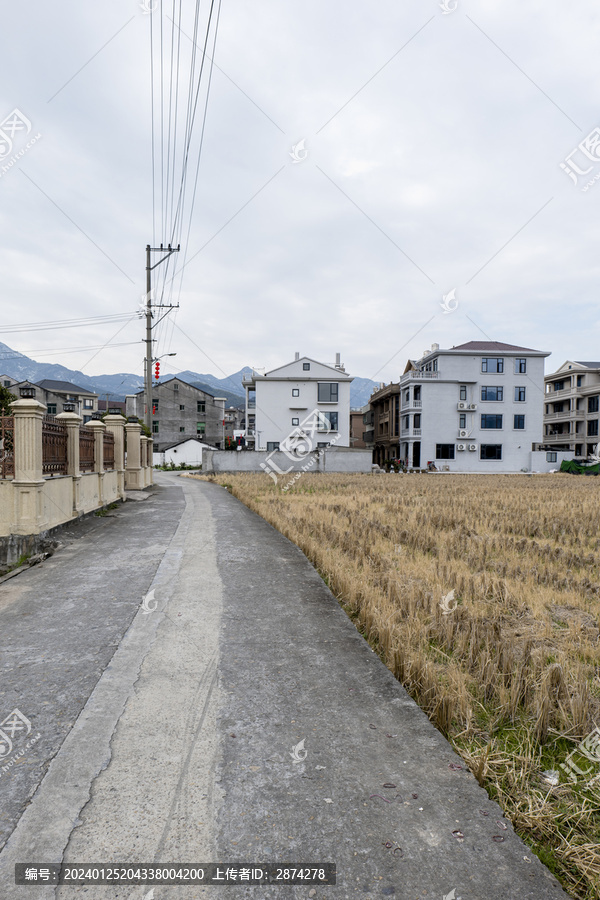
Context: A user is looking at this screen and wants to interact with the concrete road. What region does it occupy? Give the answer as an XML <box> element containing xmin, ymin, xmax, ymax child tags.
<box><xmin>0</xmin><ymin>473</ymin><xmax>570</xmax><ymax>899</ymax></box>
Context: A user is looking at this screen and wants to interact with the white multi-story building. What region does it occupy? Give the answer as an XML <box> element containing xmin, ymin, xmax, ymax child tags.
<box><xmin>242</xmin><ymin>353</ymin><xmax>353</xmax><ymax>451</ymax></box>
<box><xmin>398</xmin><ymin>341</ymin><xmax>550</xmax><ymax>472</ymax></box>
<box><xmin>543</xmin><ymin>360</ymin><xmax>600</xmax><ymax>457</ymax></box>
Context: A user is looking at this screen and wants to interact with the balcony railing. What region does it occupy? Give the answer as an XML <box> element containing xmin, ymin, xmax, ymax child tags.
<box><xmin>400</xmin><ymin>399</ymin><xmax>422</xmax><ymax>410</ymax></box>
<box><xmin>545</xmin><ymin>409</ymin><xmax>585</xmax><ymax>419</ymax></box>
<box><xmin>405</xmin><ymin>370</ymin><xmax>439</xmax><ymax>380</ymax></box>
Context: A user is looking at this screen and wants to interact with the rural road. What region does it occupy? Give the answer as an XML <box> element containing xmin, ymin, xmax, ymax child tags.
<box><xmin>0</xmin><ymin>473</ymin><xmax>570</xmax><ymax>899</ymax></box>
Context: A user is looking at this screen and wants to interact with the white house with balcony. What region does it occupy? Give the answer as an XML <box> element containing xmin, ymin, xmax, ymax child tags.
<box><xmin>242</xmin><ymin>353</ymin><xmax>353</xmax><ymax>451</ymax></box>
<box><xmin>398</xmin><ymin>341</ymin><xmax>550</xmax><ymax>472</ymax></box>
<box><xmin>543</xmin><ymin>360</ymin><xmax>600</xmax><ymax>457</ymax></box>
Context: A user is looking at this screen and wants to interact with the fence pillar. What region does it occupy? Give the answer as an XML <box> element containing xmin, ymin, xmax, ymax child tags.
<box><xmin>10</xmin><ymin>399</ymin><xmax>46</xmax><ymax>535</ymax></box>
<box><xmin>104</xmin><ymin>414</ymin><xmax>126</xmax><ymax>498</ymax></box>
<box><xmin>124</xmin><ymin>419</ymin><xmax>142</xmax><ymax>490</ymax></box>
<box><xmin>142</xmin><ymin>435</ymin><xmax>153</xmax><ymax>486</ymax></box>
<box><xmin>87</xmin><ymin>418</ymin><xmax>105</xmax><ymax>504</ymax></box>
<box><xmin>55</xmin><ymin>411</ymin><xmax>83</xmax><ymax>516</ymax></box>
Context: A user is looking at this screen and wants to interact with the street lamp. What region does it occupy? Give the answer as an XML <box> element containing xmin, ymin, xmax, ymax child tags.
<box><xmin>214</xmin><ymin>397</ymin><xmax>227</xmax><ymax>448</ymax></box>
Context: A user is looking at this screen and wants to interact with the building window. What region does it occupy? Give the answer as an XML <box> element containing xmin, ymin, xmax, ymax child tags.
<box><xmin>197</xmin><ymin>422</ymin><xmax>205</xmax><ymax>434</ymax></box>
<box><xmin>480</xmin><ymin>444</ymin><xmax>502</xmax><ymax>460</ymax></box>
<box><xmin>515</xmin><ymin>358</ymin><xmax>527</xmax><ymax>373</ymax></box>
<box><xmin>83</xmin><ymin>399</ymin><xmax>93</xmax><ymax>409</ymax></box>
<box><xmin>318</xmin><ymin>383</ymin><xmax>338</xmax><ymax>403</ymax></box>
<box><xmin>546</xmin><ymin>451</ymin><xmax>557</xmax><ymax>462</ymax></box>
<box><xmin>459</xmin><ymin>413</ymin><xmax>466</xmax><ymax>429</ymax></box>
<box><xmin>47</xmin><ymin>403</ymin><xmax>57</xmax><ymax>415</ymax></box>
<box><xmin>292</xmin><ymin>388</ymin><xmax>299</xmax><ymax>397</ymax></box>
<box><xmin>577</xmin><ymin>375</ymin><xmax>583</xmax><ymax>387</ymax></box>
<box><xmin>481</xmin><ymin>358</ymin><xmax>504</xmax><ymax>373</ymax></box>
<box><xmin>318</xmin><ymin>411</ymin><xmax>338</xmax><ymax>431</ymax></box>
<box><xmin>153</xmin><ymin>443</ymin><xmax>159</xmax><ymax>452</ymax></box>
<box><xmin>515</xmin><ymin>387</ymin><xmax>526</xmax><ymax>402</ymax></box>
<box><xmin>292</xmin><ymin>417</ymin><xmax>299</xmax><ymax>426</ymax></box>
<box><xmin>83</xmin><ymin>415</ymin><xmax>91</xmax><ymax>424</ymax></box>
<box><xmin>197</xmin><ymin>401</ymin><xmax>205</xmax><ymax>413</ymax></box>
<box><xmin>588</xmin><ymin>396</ymin><xmax>599</xmax><ymax>413</ymax></box>
<box><xmin>553</xmin><ymin>380</ymin><xmax>564</xmax><ymax>391</ymax></box>
<box><xmin>481</xmin><ymin>386</ymin><xmax>503</xmax><ymax>401</ymax></box>
<box><xmin>3</xmin><ymin>380</ymin><xmax>10</xmax><ymax>388</ymax></box>
<box><xmin>459</xmin><ymin>385</ymin><xmax>467</xmax><ymax>401</ymax></box>
<box><xmin>514</xmin><ymin>414</ymin><xmax>525</xmax><ymax>429</ymax></box>
<box><xmin>267</xmin><ymin>441</ymin><xmax>280</xmax><ymax>450</ymax></box>
<box><xmin>152</xmin><ymin>399</ymin><xmax>159</xmax><ymax>410</ymax></box>
<box><xmin>587</xmin><ymin>420</ymin><xmax>599</xmax><ymax>436</ymax></box>
<box><xmin>303</xmin><ymin>362</ymin><xmax>310</xmax><ymax>371</ymax></box>
<box><xmin>481</xmin><ymin>414</ymin><xmax>503</xmax><ymax>429</ymax></box>
<box><xmin>179</xmin><ymin>426</ymin><xmax>185</xmax><ymax>432</ymax></box>
<box><xmin>152</xmin><ymin>421</ymin><xmax>159</xmax><ymax>434</ymax></box>
<box><xmin>414</xmin><ymin>413</ymin><xmax>421</xmax><ymax>428</ymax></box>
<box><xmin>436</xmin><ymin>444</ymin><xmax>455</xmax><ymax>459</ymax></box>
<box><xmin>317</xmin><ymin>441</ymin><xmax>329</xmax><ymax>448</ymax></box>
<box><xmin>404</xmin><ymin>390</ymin><xmax>409</xmax><ymax>402</ymax></box>
<box><xmin>178</xmin><ymin>404</ymin><xmax>184</xmax><ymax>411</ymax></box>
<box><xmin>404</xmin><ymin>415</ymin><xmax>410</xmax><ymax>429</ymax></box>
<box><xmin>173</xmin><ymin>383</ymin><xmax>179</xmax><ymax>391</ymax></box>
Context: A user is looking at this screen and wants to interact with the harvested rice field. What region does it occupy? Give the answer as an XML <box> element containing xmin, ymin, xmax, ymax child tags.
<box><xmin>190</xmin><ymin>471</ymin><xmax>600</xmax><ymax>899</ymax></box>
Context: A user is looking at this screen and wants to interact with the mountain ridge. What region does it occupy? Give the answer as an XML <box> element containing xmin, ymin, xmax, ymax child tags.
<box><xmin>0</xmin><ymin>343</ymin><xmax>379</xmax><ymax>407</ymax></box>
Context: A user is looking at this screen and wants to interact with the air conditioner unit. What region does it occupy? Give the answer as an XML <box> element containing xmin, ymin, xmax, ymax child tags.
<box><xmin>458</xmin><ymin>402</ymin><xmax>466</xmax><ymax>409</ymax></box>
<box><xmin>467</xmin><ymin>403</ymin><xmax>477</xmax><ymax>410</ymax></box>
<box><xmin>468</xmin><ymin>444</ymin><xmax>477</xmax><ymax>451</ymax></box>
<box><xmin>458</xmin><ymin>429</ymin><xmax>468</xmax><ymax>438</ymax></box>
<box><xmin>457</xmin><ymin>443</ymin><xmax>466</xmax><ymax>451</ymax></box>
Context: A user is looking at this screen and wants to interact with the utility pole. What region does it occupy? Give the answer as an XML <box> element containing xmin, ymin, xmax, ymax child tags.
<box><xmin>144</xmin><ymin>243</ymin><xmax>180</xmax><ymax>431</ymax></box>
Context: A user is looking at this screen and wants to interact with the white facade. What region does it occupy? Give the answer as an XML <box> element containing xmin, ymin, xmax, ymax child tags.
<box><xmin>398</xmin><ymin>341</ymin><xmax>550</xmax><ymax>472</ymax></box>
<box><xmin>243</xmin><ymin>355</ymin><xmax>353</xmax><ymax>451</ymax></box>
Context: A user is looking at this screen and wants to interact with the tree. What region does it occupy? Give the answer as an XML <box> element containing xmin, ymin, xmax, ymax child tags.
<box><xmin>0</xmin><ymin>385</ymin><xmax>17</xmax><ymax>416</ymax></box>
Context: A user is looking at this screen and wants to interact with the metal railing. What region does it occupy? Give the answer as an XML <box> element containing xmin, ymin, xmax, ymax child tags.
<box><xmin>0</xmin><ymin>416</ymin><xmax>14</xmax><ymax>479</ymax></box>
<box><xmin>42</xmin><ymin>416</ymin><xmax>68</xmax><ymax>475</ymax></box>
<box><xmin>103</xmin><ymin>431</ymin><xmax>115</xmax><ymax>469</ymax></box>
<box><xmin>79</xmin><ymin>427</ymin><xmax>95</xmax><ymax>472</ymax></box>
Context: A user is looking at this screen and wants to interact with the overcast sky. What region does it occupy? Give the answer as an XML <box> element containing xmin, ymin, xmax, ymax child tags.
<box><xmin>1</xmin><ymin>0</ymin><xmax>599</xmax><ymax>387</ymax></box>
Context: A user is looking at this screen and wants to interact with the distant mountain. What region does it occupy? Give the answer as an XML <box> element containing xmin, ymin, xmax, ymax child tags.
<box><xmin>0</xmin><ymin>343</ymin><xmax>379</xmax><ymax>407</ymax></box>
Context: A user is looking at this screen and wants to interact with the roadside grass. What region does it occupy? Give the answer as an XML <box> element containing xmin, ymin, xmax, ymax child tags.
<box><xmin>190</xmin><ymin>471</ymin><xmax>600</xmax><ymax>899</ymax></box>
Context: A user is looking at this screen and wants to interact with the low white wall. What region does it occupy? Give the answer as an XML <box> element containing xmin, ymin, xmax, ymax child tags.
<box><xmin>202</xmin><ymin>448</ymin><xmax>373</xmax><ymax>475</ymax></box>
<box><xmin>529</xmin><ymin>450</ymin><xmax>575</xmax><ymax>473</ymax></box>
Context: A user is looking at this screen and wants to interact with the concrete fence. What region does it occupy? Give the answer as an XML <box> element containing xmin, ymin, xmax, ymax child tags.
<box><xmin>202</xmin><ymin>447</ymin><xmax>373</xmax><ymax>476</ymax></box>
<box><xmin>0</xmin><ymin>400</ymin><xmax>153</xmax><ymax>558</ymax></box>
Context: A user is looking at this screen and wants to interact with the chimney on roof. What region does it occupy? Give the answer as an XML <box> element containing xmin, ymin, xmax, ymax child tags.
<box><xmin>431</xmin><ymin>342</ymin><xmax>439</xmax><ymax>352</ymax></box>
<box><xmin>295</xmin><ymin>352</ymin><xmax>300</xmax><ymax>361</ymax></box>
<box><xmin>335</xmin><ymin>352</ymin><xmax>340</xmax><ymax>366</ymax></box>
